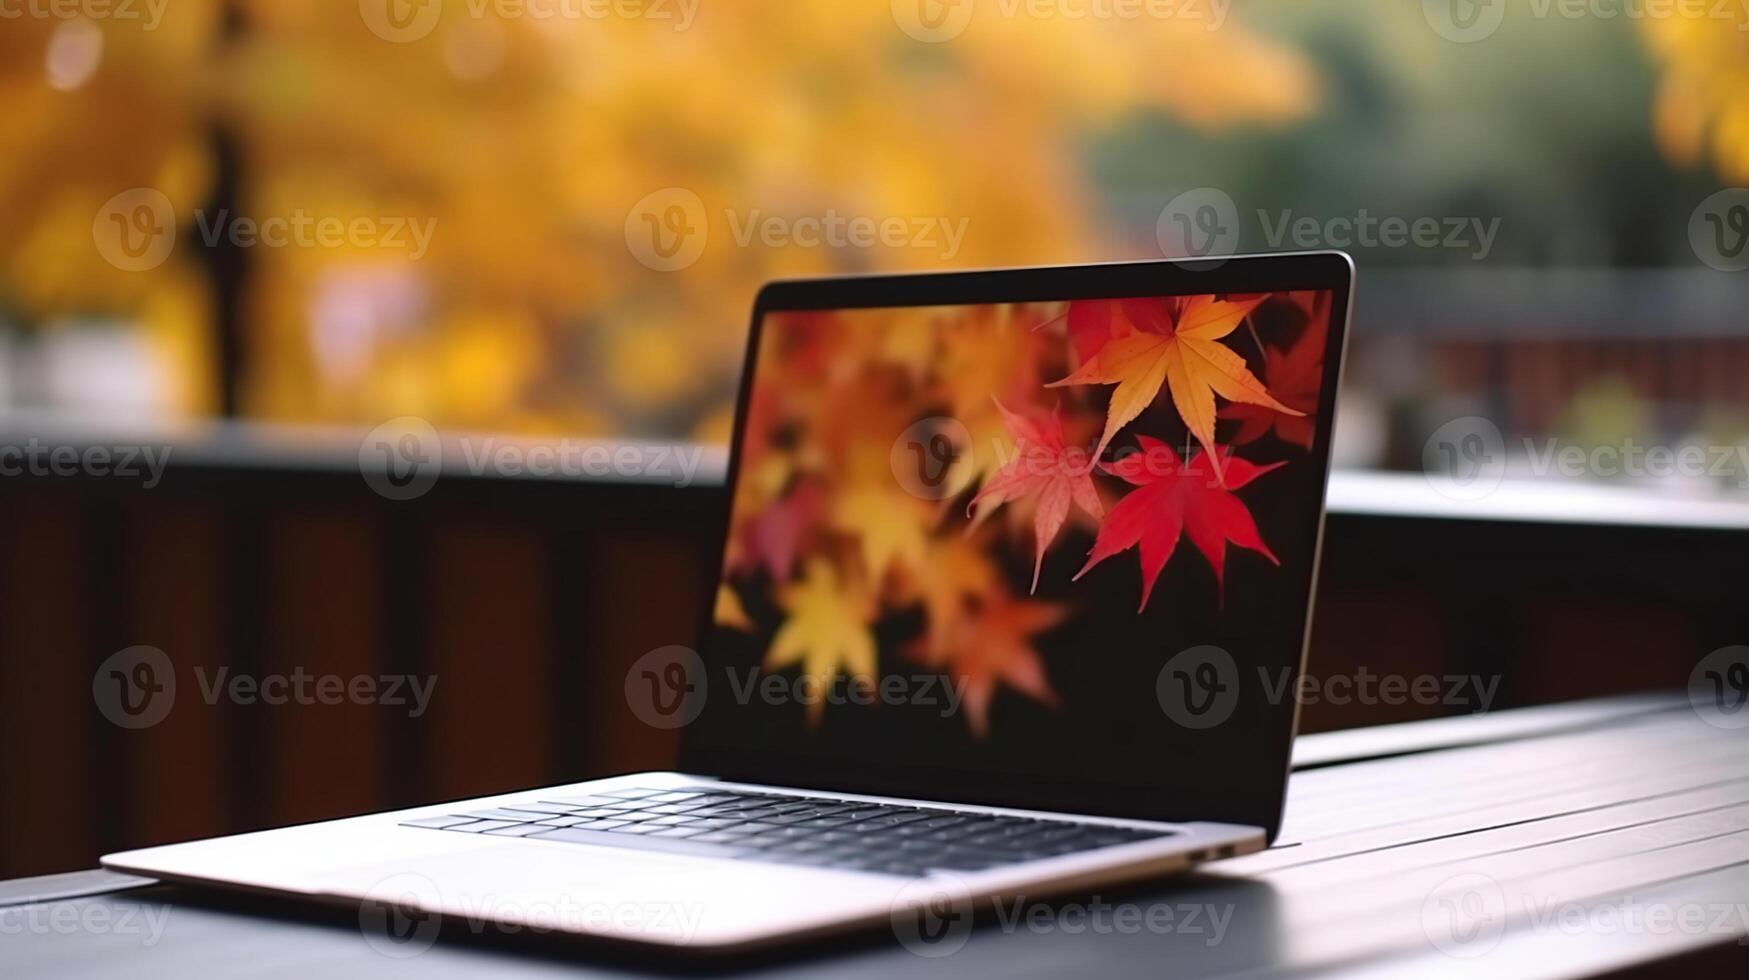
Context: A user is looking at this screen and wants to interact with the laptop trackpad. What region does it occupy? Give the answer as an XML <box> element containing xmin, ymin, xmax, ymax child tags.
<box><xmin>311</xmin><ymin>840</ymin><xmax>893</xmax><ymax>944</ymax></box>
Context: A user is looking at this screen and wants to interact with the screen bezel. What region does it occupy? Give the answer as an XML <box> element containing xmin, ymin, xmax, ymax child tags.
<box><xmin>679</xmin><ymin>253</ymin><xmax>1354</xmax><ymax>843</ymax></box>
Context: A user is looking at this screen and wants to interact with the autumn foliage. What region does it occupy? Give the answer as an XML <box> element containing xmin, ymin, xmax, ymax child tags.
<box><xmin>0</xmin><ymin>5</ymin><xmax>1318</xmax><ymax>432</ymax></box>
<box><xmin>1642</xmin><ymin>4</ymin><xmax>1749</xmax><ymax>183</ymax></box>
<box><xmin>718</xmin><ymin>291</ymin><xmax>1331</xmax><ymax>736</ymax></box>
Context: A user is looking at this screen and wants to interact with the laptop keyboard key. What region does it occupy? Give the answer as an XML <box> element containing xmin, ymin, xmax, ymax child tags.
<box><xmin>785</xmin><ymin>816</ymin><xmax>856</xmax><ymax>830</ymax></box>
<box><xmin>501</xmin><ymin>803</ymin><xmax>583</xmax><ymax>817</ymax></box>
<box><xmin>453</xmin><ymin>820</ymin><xmax>525</xmax><ymax>834</ymax></box>
<box><xmin>678</xmin><ymin>804</ymin><xmax>749</xmax><ymax>817</ymax></box>
<box><xmin>535</xmin><ymin>795</ymin><xmax>623</xmax><ymax>808</ymax></box>
<box><xmin>674</xmin><ymin>817</ymin><xmax>738</xmax><ymax>830</ymax></box>
<box><xmin>849</xmin><ymin>813</ymin><xmax>930</xmax><ymax>830</ymax></box>
<box><xmin>532</xmin><ymin>827</ymin><xmax>746</xmax><ymax>858</ymax></box>
<box><xmin>400</xmin><ymin>815</ymin><xmax>482</xmax><ymax>830</ymax></box>
<box><xmin>755</xmin><ymin>812</ymin><xmax>824</xmax><ymax>825</ymax></box>
<box><xmin>462</xmin><ymin>808</ymin><xmax>545</xmax><ymax>822</ymax></box>
<box><xmin>909</xmin><ymin>816</ymin><xmax>971</xmax><ymax>831</ymax></box>
<box><xmin>484</xmin><ymin>824</ymin><xmax>553</xmax><ymax>838</ymax></box>
<box><xmin>688</xmin><ymin>831</ymin><xmax>754</xmax><ymax>843</ymax></box>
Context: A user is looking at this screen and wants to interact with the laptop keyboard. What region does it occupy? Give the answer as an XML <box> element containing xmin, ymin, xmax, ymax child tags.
<box><xmin>399</xmin><ymin>787</ymin><xmax>1174</xmax><ymax>878</ymax></box>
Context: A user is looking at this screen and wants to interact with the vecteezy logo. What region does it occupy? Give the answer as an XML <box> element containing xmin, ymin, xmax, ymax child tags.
<box><xmin>1157</xmin><ymin>188</ymin><xmax>1239</xmax><ymax>270</ymax></box>
<box><xmin>624</xmin><ymin>188</ymin><xmax>709</xmax><ymax>272</ymax></box>
<box><xmin>359</xmin><ymin>417</ymin><xmax>442</xmax><ymax>501</ymax></box>
<box><xmin>1157</xmin><ymin>645</ymin><xmax>1239</xmax><ymax>729</ymax></box>
<box><xmin>890</xmin><ymin>416</ymin><xmax>976</xmax><ymax>501</ymax></box>
<box><xmin>892</xmin><ymin>0</ymin><xmax>974</xmax><ymax>43</ymax></box>
<box><xmin>358</xmin><ymin>873</ymin><xmax>444</xmax><ymax>958</ymax></box>
<box><xmin>1422</xmin><ymin>0</ymin><xmax>1505</xmax><ymax>43</ymax></box>
<box><xmin>93</xmin><ymin>646</ymin><xmax>176</xmax><ymax>730</ymax></box>
<box><xmin>1689</xmin><ymin>646</ymin><xmax>1749</xmax><ymax>731</ymax></box>
<box><xmin>1421</xmin><ymin>872</ymin><xmax>1507</xmax><ymax>958</ymax></box>
<box><xmin>625</xmin><ymin>645</ymin><xmax>707</xmax><ymax>729</ymax></box>
<box><xmin>889</xmin><ymin>874</ymin><xmax>973</xmax><ymax>957</ymax></box>
<box><xmin>359</xmin><ymin>0</ymin><xmax>443</xmax><ymax>43</ymax></box>
<box><xmin>1689</xmin><ymin>189</ymin><xmax>1749</xmax><ymax>273</ymax></box>
<box><xmin>1422</xmin><ymin>415</ymin><xmax>1506</xmax><ymax>502</ymax></box>
<box><xmin>93</xmin><ymin>188</ymin><xmax>176</xmax><ymax>273</ymax></box>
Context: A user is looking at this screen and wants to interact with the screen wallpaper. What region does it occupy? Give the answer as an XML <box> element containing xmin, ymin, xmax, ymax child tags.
<box><xmin>699</xmin><ymin>289</ymin><xmax>1335</xmax><ymax>819</ymax></box>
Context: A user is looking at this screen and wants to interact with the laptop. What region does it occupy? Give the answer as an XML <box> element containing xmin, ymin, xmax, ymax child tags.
<box><xmin>103</xmin><ymin>252</ymin><xmax>1354</xmax><ymax>953</ymax></box>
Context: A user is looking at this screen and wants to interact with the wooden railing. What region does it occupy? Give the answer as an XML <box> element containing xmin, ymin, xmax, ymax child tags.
<box><xmin>0</xmin><ymin>460</ymin><xmax>1738</xmax><ymax>878</ymax></box>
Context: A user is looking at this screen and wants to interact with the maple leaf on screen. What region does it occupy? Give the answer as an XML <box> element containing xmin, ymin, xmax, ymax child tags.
<box><xmin>715</xmin><ymin>584</ymin><xmax>753</xmax><ymax>630</ymax></box>
<box><xmin>1219</xmin><ymin>303</ymin><xmax>1327</xmax><ymax>451</ymax></box>
<box><xmin>875</xmin><ymin>309</ymin><xmax>942</xmax><ymax>382</ymax></box>
<box><xmin>937</xmin><ymin>305</ymin><xmax>1048</xmax><ymax>500</ymax></box>
<box><xmin>1035</xmin><ymin>298</ymin><xmax>1134</xmax><ymax>365</ymax></box>
<box><xmin>903</xmin><ymin>535</ymin><xmax>1001</xmax><ymax>656</ymax></box>
<box><xmin>767</xmin><ymin>559</ymin><xmax>878</xmax><ymax>724</ymax></box>
<box><xmin>731</xmin><ymin>479</ymin><xmax>824</xmax><ymax>582</ymax></box>
<box><xmin>1281</xmin><ymin>290</ymin><xmax>1333</xmax><ymax>328</ymax></box>
<box><xmin>832</xmin><ymin>484</ymin><xmax>931</xmax><ymax>585</ymax></box>
<box><xmin>1047</xmin><ymin>295</ymin><xmax>1301</xmax><ymax>480</ymax></box>
<box><xmin>1076</xmin><ymin>436</ymin><xmax>1283</xmax><ymax>612</ymax></box>
<box><xmin>914</xmin><ymin>589</ymin><xmax>1065</xmax><ymax>739</ymax></box>
<box><xmin>967</xmin><ymin>398</ymin><xmax>1104</xmax><ymax>592</ymax></box>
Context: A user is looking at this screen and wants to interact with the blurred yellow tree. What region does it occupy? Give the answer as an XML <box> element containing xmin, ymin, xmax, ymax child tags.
<box><xmin>1</xmin><ymin>2</ymin><xmax>1319</xmax><ymax>437</ymax></box>
<box><xmin>0</xmin><ymin>10</ymin><xmax>219</xmax><ymax>413</ymax></box>
<box><xmin>1643</xmin><ymin>4</ymin><xmax>1749</xmax><ymax>182</ymax></box>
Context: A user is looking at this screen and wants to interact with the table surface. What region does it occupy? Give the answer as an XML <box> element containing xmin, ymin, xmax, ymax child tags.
<box><xmin>5</xmin><ymin>694</ymin><xmax>1746</xmax><ymax>979</ymax></box>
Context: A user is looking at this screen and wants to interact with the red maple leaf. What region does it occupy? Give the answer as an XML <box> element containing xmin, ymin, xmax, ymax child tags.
<box><xmin>1028</xmin><ymin>300</ymin><xmax>1130</xmax><ymax>366</ymax></box>
<box><xmin>1076</xmin><ymin>436</ymin><xmax>1283</xmax><ymax>611</ymax></box>
<box><xmin>968</xmin><ymin>398</ymin><xmax>1103</xmax><ymax>593</ymax></box>
<box><xmin>1219</xmin><ymin>302</ymin><xmax>1327</xmax><ymax>451</ymax></box>
<box><xmin>1064</xmin><ymin>299</ymin><xmax>1130</xmax><ymax>364</ymax></box>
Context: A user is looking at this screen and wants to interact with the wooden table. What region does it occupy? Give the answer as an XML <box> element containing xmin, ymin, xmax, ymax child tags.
<box><xmin>4</xmin><ymin>695</ymin><xmax>1745</xmax><ymax>978</ymax></box>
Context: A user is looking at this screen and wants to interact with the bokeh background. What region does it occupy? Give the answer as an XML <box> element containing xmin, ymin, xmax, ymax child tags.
<box><xmin>3</xmin><ymin>0</ymin><xmax>1746</xmax><ymax>467</ymax></box>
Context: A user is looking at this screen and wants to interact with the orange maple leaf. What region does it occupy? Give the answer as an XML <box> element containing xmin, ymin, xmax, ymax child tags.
<box><xmin>967</xmin><ymin>398</ymin><xmax>1103</xmax><ymax>593</ymax></box>
<box><xmin>1047</xmin><ymin>295</ymin><xmax>1301</xmax><ymax>480</ymax></box>
<box><xmin>915</xmin><ymin>588</ymin><xmax>1064</xmax><ymax>739</ymax></box>
<box><xmin>903</xmin><ymin>534</ymin><xmax>1001</xmax><ymax>656</ymax></box>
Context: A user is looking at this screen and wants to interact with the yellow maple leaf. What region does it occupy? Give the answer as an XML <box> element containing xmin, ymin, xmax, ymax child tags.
<box><xmin>715</xmin><ymin>584</ymin><xmax>753</xmax><ymax>631</ymax></box>
<box><xmin>767</xmin><ymin>560</ymin><xmax>877</xmax><ymax>724</ymax></box>
<box><xmin>831</xmin><ymin>484</ymin><xmax>930</xmax><ymax>585</ymax></box>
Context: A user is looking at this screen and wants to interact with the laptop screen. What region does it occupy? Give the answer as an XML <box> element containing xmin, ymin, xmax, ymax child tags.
<box><xmin>690</xmin><ymin>268</ymin><xmax>1345</xmax><ymax>837</ymax></box>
